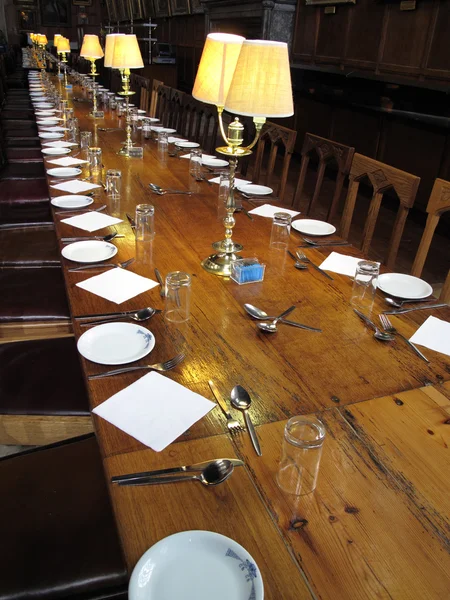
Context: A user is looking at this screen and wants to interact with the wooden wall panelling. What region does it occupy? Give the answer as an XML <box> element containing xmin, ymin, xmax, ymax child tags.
<box><xmin>293</xmin><ymin>96</ymin><xmax>333</xmax><ymax>153</ymax></box>
<box><xmin>343</xmin><ymin>0</ymin><xmax>385</xmax><ymax>71</ymax></box>
<box><xmin>291</xmin><ymin>3</ymin><xmax>317</xmax><ymax>63</ymax></box>
<box><xmin>329</xmin><ymin>106</ymin><xmax>381</xmax><ymax>159</ymax></box>
<box><xmin>422</xmin><ymin>0</ymin><xmax>450</xmax><ymax>81</ymax></box>
<box><xmin>315</xmin><ymin>6</ymin><xmax>351</xmax><ymax>66</ymax></box>
<box><xmin>377</xmin><ymin>1</ymin><xmax>435</xmax><ymax>77</ymax></box>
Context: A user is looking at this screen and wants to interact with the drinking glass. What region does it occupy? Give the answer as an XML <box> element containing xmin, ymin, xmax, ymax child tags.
<box><xmin>64</xmin><ymin>107</ymin><xmax>74</xmax><ymax>121</ymax></box>
<box><xmin>105</xmin><ymin>169</ymin><xmax>121</xmax><ymax>197</ymax></box>
<box><xmin>277</xmin><ymin>416</ymin><xmax>326</xmax><ymax>495</ymax></box>
<box><xmin>165</xmin><ymin>271</ymin><xmax>191</xmax><ymax>323</ymax></box>
<box><xmin>142</xmin><ymin>118</ymin><xmax>152</xmax><ymax>139</ymax></box>
<box><xmin>116</xmin><ymin>100</ymin><xmax>125</xmax><ymax>117</ymax></box>
<box><xmin>158</xmin><ymin>131</ymin><xmax>169</xmax><ymax>151</ymax></box>
<box><xmin>129</xmin><ymin>107</ymin><xmax>139</xmax><ymax>131</ymax></box>
<box><xmin>270</xmin><ymin>212</ymin><xmax>292</xmax><ymax>249</ymax></box>
<box><xmin>135</xmin><ymin>204</ymin><xmax>155</xmax><ymax>242</ymax></box>
<box><xmin>350</xmin><ymin>260</ymin><xmax>380</xmax><ymax>311</ymax></box>
<box><xmin>218</xmin><ymin>173</ymin><xmax>230</xmax><ymax>220</ymax></box>
<box><xmin>88</xmin><ymin>147</ymin><xmax>102</xmax><ymax>176</ymax></box>
<box><xmin>189</xmin><ymin>147</ymin><xmax>202</xmax><ymax>179</ymax></box>
<box><xmin>80</xmin><ymin>131</ymin><xmax>92</xmax><ymax>150</ymax></box>
<box><xmin>67</xmin><ymin>117</ymin><xmax>79</xmax><ymax>144</ymax></box>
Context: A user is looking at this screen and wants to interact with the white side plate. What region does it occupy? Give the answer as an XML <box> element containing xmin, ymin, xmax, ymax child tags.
<box><xmin>39</xmin><ymin>132</ymin><xmax>64</xmax><ymax>139</ymax></box>
<box><xmin>47</xmin><ymin>167</ymin><xmax>82</xmax><ymax>178</ymax></box>
<box><xmin>175</xmin><ymin>141</ymin><xmax>200</xmax><ymax>148</ymax></box>
<box><xmin>77</xmin><ymin>323</ymin><xmax>155</xmax><ymax>365</ymax></box>
<box><xmin>291</xmin><ymin>219</ymin><xmax>336</xmax><ymax>236</ymax></box>
<box><xmin>51</xmin><ymin>194</ymin><xmax>93</xmax><ymax>209</ymax></box>
<box><xmin>129</xmin><ymin>531</ymin><xmax>263</xmax><ymax>600</ymax></box>
<box><xmin>42</xmin><ymin>147</ymin><xmax>71</xmax><ymax>156</ymax></box>
<box><xmin>202</xmin><ymin>157</ymin><xmax>229</xmax><ymax>168</ymax></box>
<box><xmin>377</xmin><ymin>273</ymin><xmax>433</xmax><ymax>300</ymax></box>
<box><xmin>237</xmin><ymin>184</ymin><xmax>273</xmax><ymax>196</ymax></box>
<box><xmin>62</xmin><ymin>240</ymin><xmax>117</xmax><ymax>263</ymax></box>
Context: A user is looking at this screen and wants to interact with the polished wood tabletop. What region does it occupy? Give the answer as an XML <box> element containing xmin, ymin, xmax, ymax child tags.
<box><xmin>46</xmin><ymin>82</ymin><xmax>450</xmax><ymax>598</ymax></box>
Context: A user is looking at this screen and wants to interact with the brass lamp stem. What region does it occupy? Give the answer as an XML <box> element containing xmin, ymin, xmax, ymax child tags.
<box><xmin>117</xmin><ymin>68</ymin><xmax>135</xmax><ymax>156</ymax></box>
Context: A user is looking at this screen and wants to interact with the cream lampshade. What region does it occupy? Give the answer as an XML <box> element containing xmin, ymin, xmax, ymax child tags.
<box><xmin>224</xmin><ymin>40</ymin><xmax>293</xmax><ymax>118</ymax></box>
<box><xmin>57</xmin><ymin>37</ymin><xmax>70</xmax><ymax>53</ymax></box>
<box><xmin>54</xmin><ymin>34</ymin><xmax>62</xmax><ymax>47</ymax></box>
<box><xmin>192</xmin><ymin>33</ymin><xmax>244</xmax><ymax>107</ymax></box>
<box><xmin>38</xmin><ymin>34</ymin><xmax>48</xmax><ymax>46</ymax></box>
<box><xmin>80</xmin><ymin>34</ymin><xmax>104</xmax><ymax>59</ymax></box>
<box><xmin>104</xmin><ymin>33</ymin><xmax>125</xmax><ymax>68</ymax></box>
<box><xmin>111</xmin><ymin>34</ymin><xmax>144</xmax><ymax>69</ymax></box>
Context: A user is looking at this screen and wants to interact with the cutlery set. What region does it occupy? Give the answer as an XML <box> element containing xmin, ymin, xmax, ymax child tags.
<box><xmin>55</xmin><ymin>204</ymin><xmax>107</xmax><ymax>216</ymax></box>
<box><xmin>244</xmin><ymin>303</ymin><xmax>322</xmax><ymax>334</ymax></box>
<box><xmin>68</xmin><ymin>257</ymin><xmax>135</xmax><ymax>272</ymax></box>
<box><xmin>89</xmin><ymin>353</ymin><xmax>185</xmax><ymax>379</ymax></box>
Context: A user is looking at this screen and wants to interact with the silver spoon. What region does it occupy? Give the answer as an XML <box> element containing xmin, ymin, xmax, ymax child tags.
<box><xmin>118</xmin><ymin>459</ymin><xmax>234</xmax><ymax>487</ymax></box>
<box><xmin>353</xmin><ymin>309</ymin><xmax>394</xmax><ymax>341</ymax></box>
<box><xmin>230</xmin><ymin>386</ymin><xmax>261</xmax><ymax>456</ymax></box>
<box><xmin>287</xmin><ymin>250</ymin><xmax>308</xmax><ymax>270</ymax></box>
<box><xmin>61</xmin><ymin>232</ymin><xmax>122</xmax><ymax>243</ymax></box>
<box><xmin>80</xmin><ymin>307</ymin><xmax>161</xmax><ymax>327</ymax></box>
<box><xmin>257</xmin><ymin>305</ymin><xmax>296</xmax><ymax>333</ymax></box>
<box><xmin>149</xmin><ymin>183</ymin><xmax>192</xmax><ymax>195</ymax></box>
<box><xmin>244</xmin><ymin>304</ymin><xmax>322</xmax><ymax>332</ymax></box>
<box><xmin>385</xmin><ymin>297</ymin><xmax>433</xmax><ymax>308</ymax></box>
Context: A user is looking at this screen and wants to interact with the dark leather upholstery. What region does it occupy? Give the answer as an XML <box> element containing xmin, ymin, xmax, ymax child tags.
<box><xmin>0</xmin><ymin>225</ymin><xmax>59</xmax><ymax>266</ymax></box>
<box><xmin>0</xmin><ymin>162</ymin><xmax>45</xmax><ymax>179</ymax></box>
<box><xmin>4</xmin><ymin>138</ymin><xmax>41</xmax><ymax>148</ymax></box>
<box><xmin>2</xmin><ymin>120</ymin><xmax>37</xmax><ymax>132</ymax></box>
<box><xmin>0</xmin><ymin>267</ymin><xmax>70</xmax><ymax>321</ymax></box>
<box><xmin>0</xmin><ymin>434</ymin><xmax>129</xmax><ymax>600</ymax></box>
<box><xmin>1</xmin><ymin>110</ymin><xmax>35</xmax><ymax>120</ymax></box>
<box><xmin>0</xmin><ymin>338</ymin><xmax>89</xmax><ymax>415</ymax></box>
<box><xmin>0</xmin><ymin>179</ymin><xmax>51</xmax><ymax>223</ymax></box>
<box><xmin>4</xmin><ymin>129</ymin><xmax>39</xmax><ymax>139</ymax></box>
<box><xmin>5</xmin><ymin>147</ymin><xmax>43</xmax><ymax>162</ymax></box>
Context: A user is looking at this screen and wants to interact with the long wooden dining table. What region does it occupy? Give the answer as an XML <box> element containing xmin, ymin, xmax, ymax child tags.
<box><xmin>44</xmin><ymin>81</ymin><xmax>450</xmax><ymax>599</ymax></box>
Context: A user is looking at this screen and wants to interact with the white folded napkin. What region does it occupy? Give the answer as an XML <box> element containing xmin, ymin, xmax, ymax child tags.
<box><xmin>409</xmin><ymin>316</ymin><xmax>450</xmax><ymax>357</ymax></box>
<box><xmin>180</xmin><ymin>153</ymin><xmax>215</xmax><ymax>160</ymax></box>
<box><xmin>209</xmin><ymin>176</ymin><xmax>252</xmax><ymax>186</ymax></box>
<box><xmin>51</xmin><ymin>180</ymin><xmax>102</xmax><ymax>194</ymax></box>
<box><xmin>61</xmin><ymin>211</ymin><xmax>122</xmax><ymax>232</ymax></box>
<box><xmin>39</xmin><ymin>126</ymin><xmax>69</xmax><ymax>132</ymax></box>
<box><xmin>168</xmin><ymin>137</ymin><xmax>187</xmax><ymax>144</ymax></box>
<box><xmin>318</xmin><ymin>252</ymin><xmax>365</xmax><ymax>277</ymax></box>
<box><xmin>76</xmin><ymin>267</ymin><xmax>158</xmax><ymax>303</ymax></box>
<box><xmin>248</xmin><ymin>204</ymin><xmax>300</xmax><ymax>219</ymax></box>
<box><xmin>93</xmin><ymin>371</ymin><xmax>215</xmax><ymax>452</ymax></box>
<box><xmin>43</xmin><ymin>141</ymin><xmax>78</xmax><ymax>147</ymax></box>
<box><xmin>46</xmin><ymin>157</ymin><xmax>88</xmax><ymax>167</ymax></box>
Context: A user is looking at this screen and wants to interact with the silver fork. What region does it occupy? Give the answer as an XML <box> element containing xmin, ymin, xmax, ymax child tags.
<box><xmin>208</xmin><ymin>380</ymin><xmax>244</xmax><ymax>436</ymax></box>
<box><xmin>68</xmin><ymin>257</ymin><xmax>134</xmax><ymax>272</ymax></box>
<box><xmin>88</xmin><ymin>353</ymin><xmax>185</xmax><ymax>379</ymax></box>
<box><xmin>379</xmin><ymin>314</ymin><xmax>429</xmax><ymax>363</ymax></box>
<box><xmin>295</xmin><ymin>250</ymin><xmax>334</xmax><ymax>280</ymax></box>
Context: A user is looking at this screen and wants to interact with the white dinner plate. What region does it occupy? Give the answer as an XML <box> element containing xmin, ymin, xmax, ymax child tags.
<box><xmin>51</xmin><ymin>194</ymin><xmax>93</xmax><ymax>209</ymax></box>
<box><xmin>35</xmin><ymin>110</ymin><xmax>57</xmax><ymax>115</ymax></box>
<box><xmin>175</xmin><ymin>141</ymin><xmax>200</xmax><ymax>148</ymax></box>
<box><xmin>129</xmin><ymin>531</ymin><xmax>263</xmax><ymax>600</ymax></box>
<box><xmin>201</xmin><ymin>157</ymin><xmax>229</xmax><ymax>168</ymax></box>
<box><xmin>291</xmin><ymin>219</ymin><xmax>336</xmax><ymax>236</ymax></box>
<box><xmin>47</xmin><ymin>167</ymin><xmax>82</xmax><ymax>178</ymax></box>
<box><xmin>33</xmin><ymin>103</ymin><xmax>54</xmax><ymax>108</ymax></box>
<box><xmin>160</xmin><ymin>127</ymin><xmax>176</xmax><ymax>133</ymax></box>
<box><xmin>36</xmin><ymin>119</ymin><xmax>60</xmax><ymax>125</ymax></box>
<box><xmin>237</xmin><ymin>184</ymin><xmax>273</xmax><ymax>196</ymax></box>
<box><xmin>77</xmin><ymin>323</ymin><xmax>155</xmax><ymax>365</ymax></box>
<box><xmin>62</xmin><ymin>240</ymin><xmax>117</xmax><ymax>263</ymax></box>
<box><xmin>138</xmin><ymin>109</ymin><xmax>147</xmax><ymax>114</ymax></box>
<box><xmin>377</xmin><ymin>273</ymin><xmax>433</xmax><ymax>300</ymax></box>
<box><xmin>43</xmin><ymin>141</ymin><xmax>77</xmax><ymax>148</ymax></box>
<box><xmin>39</xmin><ymin>132</ymin><xmax>64</xmax><ymax>139</ymax></box>
<box><xmin>42</xmin><ymin>147</ymin><xmax>71</xmax><ymax>156</ymax></box>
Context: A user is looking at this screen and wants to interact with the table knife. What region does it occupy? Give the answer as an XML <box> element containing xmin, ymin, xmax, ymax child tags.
<box><xmin>126</xmin><ymin>213</ymin><xmax>136</xmax><ymax>231</ymax></box>
<box><xmin>154</xmin><ymin>268</ymin><xmax>165</xmax><ymax>298</ymax></box>
<box><xmin>384</xmin><ymin>303</ymin><xmax>448</xmax><ymax>315</ymax></box>
<box><xmin>111</xmin><ymin>458</ymin><xmax>244</xmax><ymax>483</ymax></box>
<box><xmin>208</xmin><ymin>380</ymin><xmax>233</xmax><ymax>419</ymax></box>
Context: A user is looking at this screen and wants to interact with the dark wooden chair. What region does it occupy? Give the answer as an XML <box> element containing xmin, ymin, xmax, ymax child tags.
<box><xmin>155</xmin><ymin>83</ymin><xmax>173</xmax><ymax>127</ymax></box>
<box><xmin>251</xmin><ymin>121</ymin><xmax>297</xmax><ymax>203</ymax></box>
<box><xmin>130</xmin><ymin>72</ymin><xmax>150</xmax><ymax>112</ymax></box>
<box><xmin>340</xmin><ymin>153</ymin><xmax>420</xmax><ymax>270</ymax></box>
<box><xmin>411</xmin><ymin>178</ymin><xmax>450</xmax><ymax>303</ymax></box>
<box><xmin>168</xmin><ymin>88</ymin><xmax>186</xmax><ymax>131</ymax></box>
<box><xmin>292</xmin><ymin>133</ymin><xmax>355</xmax><ymax>220</ymax></box>
<box><xmin>149</xmin><ymin>79</ymin><xmax>163</xmax><ymax>118</ymax></box>
<box><xmin>178</xmin><ymin>95</ymin><xmax>218</xmax><ymax>155</ymax></box>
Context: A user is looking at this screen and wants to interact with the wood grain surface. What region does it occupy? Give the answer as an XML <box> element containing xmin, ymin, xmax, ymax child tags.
<box><xmin>47</xmin><ymin>84</ymin><xmax>450</xmax><ymax>598</ymax></box>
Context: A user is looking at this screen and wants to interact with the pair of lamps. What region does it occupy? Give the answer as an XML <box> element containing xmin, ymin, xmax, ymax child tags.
<box><xmin>103</xmin><ymin>33</ymin><xmax>144</xmax><ymax>156</ymax></box>
<box><xmin>192</xmin><ymin>34</ymin><xmax>294</xmax><ymax>276</ymax></box>
<box><xmin>55</xmin><ymin>35</ymin><xmax>71</xmax><ymax>87</ymax></box>
<box><xmin>80</xmin><ymin>34</ymin><xmax>104</xmax><ymax>118</ymax></box>
<box><xmin>30</xmin><ymin>33</ymin><xmax>48</xmax><ymax>72</ymax></box>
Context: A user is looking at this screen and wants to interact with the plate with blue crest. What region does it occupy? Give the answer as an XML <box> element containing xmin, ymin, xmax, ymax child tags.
<box><xmin>129</xmin><ymin>530</ymin><xmax>263</xmax><ymax>600</ymax></box>
<box><xmin>77</xmin><ymin>323</ymin><xmax>155</xmax><ymax>365</ymax></box>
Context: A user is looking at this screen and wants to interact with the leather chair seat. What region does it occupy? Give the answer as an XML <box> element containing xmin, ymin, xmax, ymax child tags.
<box><xmin>0</xmin><ymin>162</ymin><xmax>46</xmax><ymax>180</ymax></box>
<box><xmin>0</xmin><ymin>225</ymin><xmax>59</xmax><ymax>266</ymax></box>
<box><xmin>4</xmin><ymin>137</ymin><xmax>41</xmax><ymax>148</ymax></box>
<box><xmin>4</xmin><ymin>129</ymin><xmax>39</xmax><ymax>139</ymax></box>
<box><xmin>0</xmin><ymin>338</ymin><xmax>88</xmax><ymax>416</ymax></box>
<box><xmin>0</xmin><ymin>179</ymin><xmax>51</xmax><ymax>223</ymax></box>
<box><xmin>0</xmin><ymin>434</ymin><xmax>128</xmax><ymax>600</ymax></box>
<box><xmin>0</xmin><ymin>267</ymin><xmax>70</xmax><ymax>322</ymax></box>
<box><xmin>5</xmin><ymin>147</ymin><xmax>43</xmax><ymax>162</ymax></box>
<box><xmin>1</xmin><ymin>110</ymin><xmax>35</xmax><ymax>120</ymax></box>
<box><xmin>2</xmin><ymin>120</ymin><xmax>37</xmax><ymax>131</ymax></box>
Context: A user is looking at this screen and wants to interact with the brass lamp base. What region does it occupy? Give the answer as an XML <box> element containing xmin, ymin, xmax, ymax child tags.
<box><xmin>201</xmin><ymin>251</ymin><xmax>242</xmax><ymax>277</ymax></box>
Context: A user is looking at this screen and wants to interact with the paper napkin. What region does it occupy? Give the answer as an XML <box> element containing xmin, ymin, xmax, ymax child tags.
<box><xmin>248</xmin><ymin>204</ymin><xmax>300</xmax><ymax>219</ymax></box>
<box><xmin>409</xmin><ymin>316</ymin><xmax>450</xmax><ymax>357</ymax></box>
<box><xmin>61</xmin><ymin>211</ymin><xmax>122</xmax><ymax>232</ymax></box>
<box><xmin>46</xmin><ymin>157</ymin><xmax>88</xmax><ymax>167</ymax></box>
<box><xmin>209</xmin><ymin>176</ymin><xmax>252</xmax><ymax>186</ymax></box>
<box><xmin>93</xmin><ymin>371</ymin><xmax>215</xmax><ymax>452</ymax></box>
<box><xmin>76</xmin><ymin>266</ymin><xmax>158</xmax><ymax>303</ymax></box>
<box><xmin>180</xmin><ymin>153</ymin><xmax>215</xmax><ymax>160</ymax></box>
<box><xmin>168</xmin><ymin>137</ymin><xmax>187</xmax><ymax>144</ymax></box>
<box><xmin>39</xmin><ymin>126</ymin><xmax>69</xmax><ymax>132</ymax></box>
<box><xmin>318</xmin><ymin>252</ymin><xmax>366</xmax><ymax>277</ymax></box>
<box><xmin>51</xmin><ymin>180</ymin><xmax>102</xmax><ymax>194</ymax></box>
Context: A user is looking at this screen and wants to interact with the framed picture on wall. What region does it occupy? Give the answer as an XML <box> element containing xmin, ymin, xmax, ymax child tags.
<box><xmin>189</xmin><ymin>0</ymin><xmax>203</xmax><ymax>13</ymax></box>
<box><xmin>18</xmin><ymin>7</ymin><xmax>37</xmax><ymax>30</ymax></box>
<box><xmin>40</xmin><ymin>0</ymin><xmax>71</xmax><ymax>26</ymax></box>
<box><xmin>168</xmin><ymin>0</ymin><xmax>189</xmax><ymax>15</ymax></box>
<box><xmin>305</xmin><ymin>0</ymin><xmax>355</xmax><ymax>4</ymax></box>
<box><xmin>153</xmin><ymin>0</ymin><xmax>170</xmax><ymax>17</ymax></box>
<box><xmin>73</xmin><ymin>0</ymin><xmax>92</xmax><ymax>6</ymax></box>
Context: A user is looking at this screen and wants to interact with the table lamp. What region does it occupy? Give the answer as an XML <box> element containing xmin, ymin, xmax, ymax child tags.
<box><xmin>57</xmin><ymin>37</ymin><xmax>71</xmax><ymax>89</ymax></box>
<box><xmin>111</xmin><ymin>34</ymin><xmax>144</xmax><ymax>157</ymax></box>
<box><xmin>37</xmin><ymin>34</ymin><xmax>48</xmax><ymax>73</ymax></box>
<box><xmin>54</xmin><ymin>34</ymin><xmax>62</xmax><ymax>77</ymax></box>
<box><xmin>80</xmin><ymin>34</ymin><xmax>104</xmax><ymax>118</ymax></box>
<box><xmin>192</xmin><ymin>34</ymin><xmax>294</xmax><ymax>276</ymax></box>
